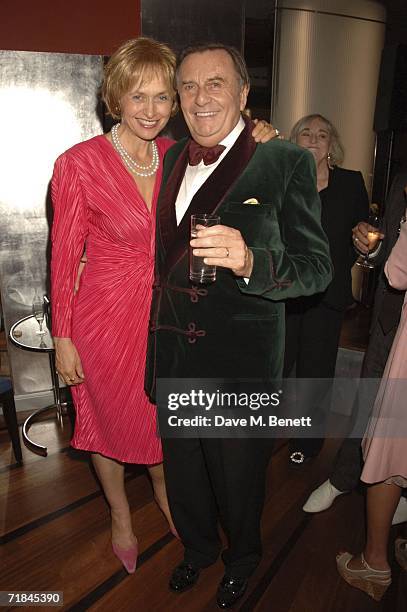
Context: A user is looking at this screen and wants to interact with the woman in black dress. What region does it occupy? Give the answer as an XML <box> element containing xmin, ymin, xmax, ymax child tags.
<box><xmin>284</xmin><ymin>113</ymin><xmax>369</xmax><ymax>465</ymax></box>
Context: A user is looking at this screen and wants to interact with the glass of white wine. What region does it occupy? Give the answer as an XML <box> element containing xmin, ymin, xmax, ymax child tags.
<box><xmin>364</xmin><ymin>211</ymin><xmax>384</xmax><ymax>267</ymax></box>
<box><xmin>32</xmin><ymin>293</ymin><xmax>46</xmax><ymax>335</ymax></box>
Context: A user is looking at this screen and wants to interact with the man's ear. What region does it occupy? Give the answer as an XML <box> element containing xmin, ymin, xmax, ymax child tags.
<box><xmin>240</xmin><ymin>85</ymin><xmax>250</xmax><ymax>112</ymax></box>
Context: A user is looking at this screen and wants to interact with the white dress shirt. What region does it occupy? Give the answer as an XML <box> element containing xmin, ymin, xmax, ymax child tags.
<box><xmin>175</xmin><ymin>117</ymin><xmax>245</xmax><ymax>225</ymax></box>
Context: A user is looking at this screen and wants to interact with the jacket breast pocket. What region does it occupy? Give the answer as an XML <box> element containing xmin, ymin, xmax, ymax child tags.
<box><xmin>220</xmin><ymin>202</ymin><xmax>280</xmax><ymax>248</ymax></box>
<box><xmin>221</xmin><ymin>202</ymin><xmax>274</xmax><ymax>216</ymax></box>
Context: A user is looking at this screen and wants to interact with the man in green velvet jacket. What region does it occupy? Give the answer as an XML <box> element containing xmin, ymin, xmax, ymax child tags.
<box><xmin>145</xmin><ymin>43</ymin><xmax>332</xmax><ymax>608</ymax></box>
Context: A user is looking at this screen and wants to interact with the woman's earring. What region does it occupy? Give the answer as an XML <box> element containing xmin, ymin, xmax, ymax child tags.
<box><xmin>327</xmin><ymin>152</ymin><xmax>334</xmax><ymax>169</ymax></box>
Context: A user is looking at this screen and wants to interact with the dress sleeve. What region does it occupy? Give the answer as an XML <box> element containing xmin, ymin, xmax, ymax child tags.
<box><xmin>50</xmin><ymin>153</ymin><xmax>88</xmax><ymax>337</ymax></box>
<box><xmin>349</xmin><ymin>171</ymin><xmax>369</xmax><ymax>266</ymax></box>
<box><xmin>385</xmin><ymin>208</ymin><xmax>407</xmax><ymax>290</ymax></box>
<box><xmin>352</xmin><ymin>172</ymin><xmax>369</xmax><ymax>226</ymax></box>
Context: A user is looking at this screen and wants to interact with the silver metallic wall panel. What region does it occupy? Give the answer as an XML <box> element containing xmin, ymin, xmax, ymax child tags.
<box><xmin>272</xmin><ymin>0</ymin><xmax>386</xmax><ymax>192</ymax></box>
<box><xmin>0</xmin><ymin>51</ymin><xmax>103</xmax><ymax>410</ymax></box>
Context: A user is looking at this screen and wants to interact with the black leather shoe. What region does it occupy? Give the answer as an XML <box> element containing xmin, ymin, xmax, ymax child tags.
<box><xmin>169</xmin><ymin>562</ymin><xmax>200</xmax><ymax>592</ymax></box>
<box><xmin>216</xmin><ymin>575</ymin><xmax>248</xmax><ymax>608</ymax></box>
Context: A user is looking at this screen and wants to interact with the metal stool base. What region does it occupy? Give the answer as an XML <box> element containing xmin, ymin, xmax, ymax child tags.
<box><xmin>22</xmin><ymin>403</ymin><xmax>68</xmax><ymax>456</ymax></box>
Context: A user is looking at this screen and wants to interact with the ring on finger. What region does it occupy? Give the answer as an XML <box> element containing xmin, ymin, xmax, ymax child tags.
<box><xmin>354</xmin><ymin>237</ymin><xmax>359</xmax><ymax>243</ymax></box>
<box><xmin>275</xmin><ymin>128</ymin><xmax>280</xmax><ymax>137</ymax></box>
<box><xmin>225</xmin><ymin>247</ymin><xmax>230</xmax><ymax>258</ymax></box>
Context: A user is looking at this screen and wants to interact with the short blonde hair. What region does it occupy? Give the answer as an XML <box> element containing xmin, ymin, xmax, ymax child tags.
<box><xmin>290</xmin><ymin>113</ymin><xmax>345</xmax><ymax>166</ymax></box>
<box><xmin>102</xmin><ymin>37</ymin><xmax>177</xmax><ymax>120</ymax></box>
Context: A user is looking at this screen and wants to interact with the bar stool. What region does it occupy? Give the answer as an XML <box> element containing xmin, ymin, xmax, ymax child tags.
<box><xmin>0</xmin><ymin>376</ymin><xmax>23</xmax><ymax>463</ymax></box>
<box><xmin>9</xmin><ymin>310</ymin><xmax>68</xmax><ymax>456</ymax></box>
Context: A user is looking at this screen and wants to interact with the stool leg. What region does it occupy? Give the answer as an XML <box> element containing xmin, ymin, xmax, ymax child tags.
<box><xmin>2</xmin><ymin>389</ymin><xmax>23</xmax><ymax>463</ymax></box>
<box><xmin>49</xmin><ymin>352</ymin><xmax>63</xmax><ymax>424</ymax></box>
<box><xmin>22</xmin><ymin>407</ymin><xmax>50</xmax><ymax>456</ymax></box>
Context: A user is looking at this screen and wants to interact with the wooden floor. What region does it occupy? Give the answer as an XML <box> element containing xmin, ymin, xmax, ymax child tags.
<box><xmin>1</xmin><ymin>412</ymin><xmax>406</xmax><ymax>612</ymax></box>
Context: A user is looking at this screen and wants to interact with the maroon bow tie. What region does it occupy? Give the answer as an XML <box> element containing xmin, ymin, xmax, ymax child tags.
<box><xmin>188</xmin><ymin>140</ymin><xmax>226</xmax><ymax>166</ymax></box>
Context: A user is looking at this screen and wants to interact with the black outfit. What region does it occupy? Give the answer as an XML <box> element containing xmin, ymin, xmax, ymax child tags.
<box><xmin>146</xmin><ymin>124</ymin><xmax>332</xmax><ymax>579</ymax></box>
<box><xmin>330</xmin><ymin>170</ymin><xmax>407</xmax><ymax>491</ymax></box>
<box><xmin>283</xmin><ymin>166</ymin><xmax>369</xmax><ymax>459</ymax></box>
<box><xmin>162</xmin><ymin>437</ymin><xmax>272</xmax><ymax>577</ymax></box>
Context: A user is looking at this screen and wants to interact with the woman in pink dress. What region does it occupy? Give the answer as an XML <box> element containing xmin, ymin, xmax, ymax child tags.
<box><xmin>51</xmin><ymin>37</ymin><xmax>274</xmax><ymax>573</ymax></box>
<box><xmin>51</xmin><ymin>38</ymin><xmax>178</xmax><ymax>573</ymax></box>
<box><xmin>337</xmin><ymin>207</ymin><xmax>407</xmax><ymax>600</ymax></box>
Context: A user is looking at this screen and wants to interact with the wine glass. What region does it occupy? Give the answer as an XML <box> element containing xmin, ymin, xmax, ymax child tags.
<box><xmin>363</xmin><ymin>211</ymin><xmax>384</xmax><ymax>267</ymax></box>
<box><xmin>32</xmin><ymin>294</ymin><xmax>46</xmax><ymax>335</ymax></box>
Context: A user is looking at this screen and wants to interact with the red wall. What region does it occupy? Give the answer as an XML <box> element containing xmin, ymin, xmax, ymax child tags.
<box><xmin>0</xmin><ymin>0</ymin><xmax>141</xmax><ymax>55</ymax></box>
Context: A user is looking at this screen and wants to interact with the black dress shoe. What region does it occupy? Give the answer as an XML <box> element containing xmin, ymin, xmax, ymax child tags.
<box><xmin>169</xmin><ymin>562</ymin><xmax>200</xmax><ymax>592</ymax></box>
<box><xmin>216</xmin><ymin>575</ymin><xmax>248</xmax><ymax>608</ymax></box>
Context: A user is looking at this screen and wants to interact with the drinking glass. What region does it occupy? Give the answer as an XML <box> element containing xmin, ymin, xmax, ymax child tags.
<box><xmin>363</xmin><ymin>211</ymin><xmax>384</xmax><ymax>267</ymax></box>
<box><xmin>189</xmin><ymin>213</ymin><xmax>220</xmax><ymax>284</ymax></box>
<box><xmin>32</xmin><ymin>294</ymin><xmax>46</xmax><ymax>335</ymax></box>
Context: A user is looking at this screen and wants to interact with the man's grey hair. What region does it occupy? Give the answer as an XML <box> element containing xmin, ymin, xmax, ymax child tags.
<box><xmin>176</xmin><ymin>42</ymin><xmax>250</xmax><ymax>91</ymax></box>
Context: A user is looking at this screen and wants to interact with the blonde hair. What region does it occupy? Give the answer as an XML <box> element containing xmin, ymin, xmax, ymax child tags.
<box><xmin>102</xmin><ymin>37</ymin><xmax>177</xmax><ymax>120</ymax></box>
<box><xmin>290</xmin><ymin>113</ymin><xmax>345</xmax><ymax>166</ymax></box>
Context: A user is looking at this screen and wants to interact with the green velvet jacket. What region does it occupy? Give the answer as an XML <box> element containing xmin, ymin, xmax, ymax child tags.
<box><xmin>145</xmin><ymin>119</ymin><xmax>332</xmax><ymax>398</ymax></box>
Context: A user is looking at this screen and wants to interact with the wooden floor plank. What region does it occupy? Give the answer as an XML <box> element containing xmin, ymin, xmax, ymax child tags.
<box><xmin>1</xmin><ymin>451</ymin><xmax>98</xmax><ymax>536</ymax></box>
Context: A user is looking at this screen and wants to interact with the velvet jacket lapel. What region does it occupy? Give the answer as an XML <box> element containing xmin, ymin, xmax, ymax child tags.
<box><xmin>157</xmin><ymin>140</ymin><xmax>189</xmax><ymax>266</ymax></box>
<box><xmin>158</xmin><ymin>117</ymin><xmax>258</xmax><ymax>275</ymax></box>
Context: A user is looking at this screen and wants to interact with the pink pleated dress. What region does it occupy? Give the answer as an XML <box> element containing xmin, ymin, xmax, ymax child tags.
<box><xmin>51</xmin><ymin>135</ymin><xmax>174</xmax><ymax>463</ymax></box>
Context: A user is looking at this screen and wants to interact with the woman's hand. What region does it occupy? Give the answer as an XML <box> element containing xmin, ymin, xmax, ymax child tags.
<box><xmin>251</xmin><ymin>119</ymin><xmax>281</xmax><ymax>143</ymax></box>
<box><xmin>352</xmin><ymin>222</ymin><xmax>384</xmax><ymax>255</ymax></box>
<box><xmin>190</xmin><ymin>224</ymin><xmax>253</xmax><ymax>277</ymax></box>
<box><xmin>54</xmin><ymin>337</ymin><xmax>85</xmax><ymax>385</ymax></box>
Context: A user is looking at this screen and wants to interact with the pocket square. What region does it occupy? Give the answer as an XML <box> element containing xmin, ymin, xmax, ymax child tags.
<box><xmin>243</xmin><ymin>197</ymin><xmax>260</xmax><ymax>205</ymax></box>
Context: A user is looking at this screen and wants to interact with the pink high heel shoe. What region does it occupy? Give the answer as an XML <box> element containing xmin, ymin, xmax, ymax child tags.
<box><xmin>112</xmin><ymin>540</ymin><xmax>138</xmax><ymax>574</ymax></box>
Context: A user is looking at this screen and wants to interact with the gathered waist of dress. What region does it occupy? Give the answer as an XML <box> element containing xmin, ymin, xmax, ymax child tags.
<box><xmin>79</xmin><ymin>247</ymin><xmax>154</xmax><ymax>290</ymax></box>
<box><xmin>77</xmin><ymin>265</ymin><xmax>154</xmax><ymax>296</ymax></box>
<box><xmin>84</xmin><ymin>241</ymin><xmax>154</xmax><ymax>268</ymax></box>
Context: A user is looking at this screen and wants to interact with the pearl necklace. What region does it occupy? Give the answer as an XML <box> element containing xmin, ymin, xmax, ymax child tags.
<box><xmin>111</xmin><ymin>123</ymin><xmax>159</xmax><ymax>177</ymax></box>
